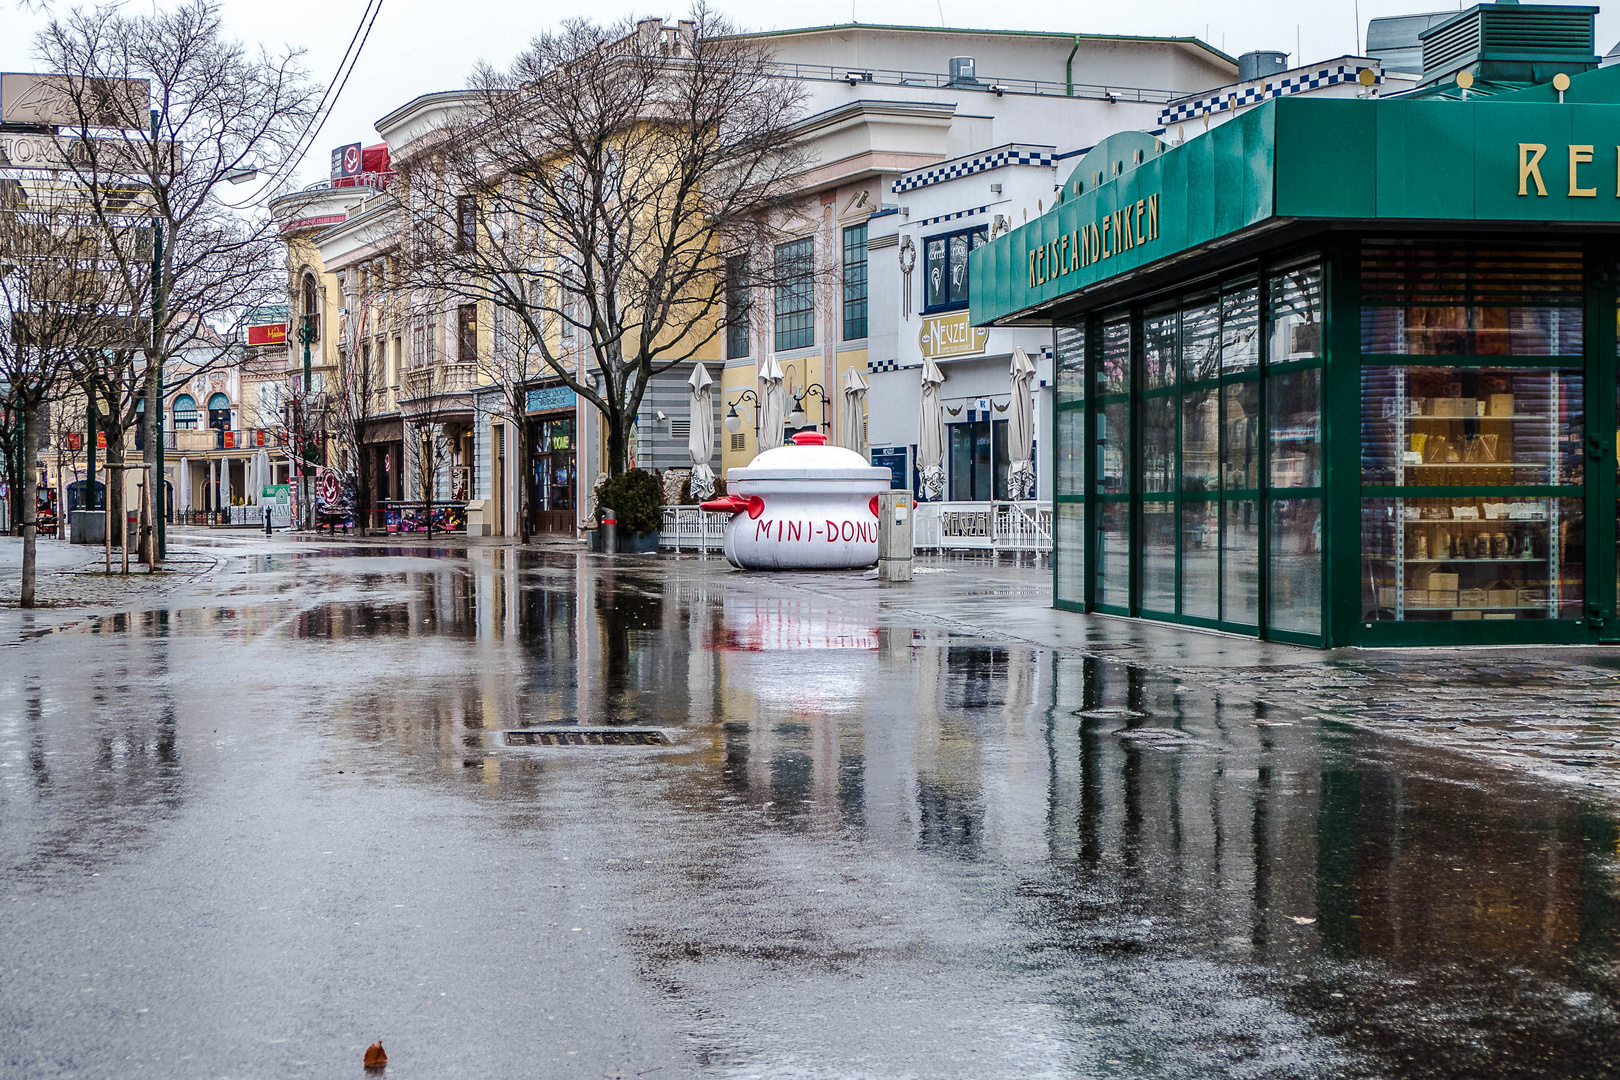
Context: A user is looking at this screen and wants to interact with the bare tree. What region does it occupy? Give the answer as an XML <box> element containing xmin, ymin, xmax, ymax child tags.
<box><xmin>0</xmin><ymin>177</ymin><xmax>129</xmax><ymax>605</ymax></box>
<box><xmin>34</xmin><ymin>0</ymin><xmax>318</xmax><ymax>561</ymax></box>
<box><xmin>395</xmin><ymin>5</ymin><xmax>810</xmax><ymax>480</ymax></box>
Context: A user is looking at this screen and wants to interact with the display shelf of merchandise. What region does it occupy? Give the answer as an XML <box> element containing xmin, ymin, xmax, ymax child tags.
<box><xmin>1374</xmin><ymin>368</ymin><xmax>1573</xmax><ymax>622</ymax></box>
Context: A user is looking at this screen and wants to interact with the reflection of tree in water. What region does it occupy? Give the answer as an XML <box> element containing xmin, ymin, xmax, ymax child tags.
<box><xmin>3</xmin><ymin>637</ymin><xmax>184</xmax><ymax>883</ymax></box>
<box><xmin>594</xmin><ymin>569</ymin><xmax>664</xmax><ymax>722</ymax></box>
<box><xmin>915</xmin><ymin>646</ymin><xmax>985</xmax><ymax>857</ymax></box>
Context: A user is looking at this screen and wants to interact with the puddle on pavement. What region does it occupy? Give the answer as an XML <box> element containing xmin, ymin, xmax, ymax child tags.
<box><xmin>3</xmin><ymin>547</ymin><xmax>1618</xmax><ymax>1077</ymax></box>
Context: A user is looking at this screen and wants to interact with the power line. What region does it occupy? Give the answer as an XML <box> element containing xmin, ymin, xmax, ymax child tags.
<box><xmin>224</xmin><ymin>0</ymin><xmax>385</xmax><ymax>210</ymax></box>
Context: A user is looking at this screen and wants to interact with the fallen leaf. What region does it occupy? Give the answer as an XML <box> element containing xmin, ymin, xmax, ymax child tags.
<box><xmin>364</xmin><ymin>1040</ymin><xmax>387</xmax><ymax>1069</ymax></box>
<box><xmin>1286</xmin><ymin>915</ymin><xmax>1317</xmax><ymax>925</ymax></box>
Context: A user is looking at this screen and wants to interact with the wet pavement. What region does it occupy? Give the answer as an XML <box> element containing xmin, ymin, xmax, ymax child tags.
<box><xmin>2</xmin><ymin>536</ymin><xmax>1619</xmax><ymax>1078</ymax></box>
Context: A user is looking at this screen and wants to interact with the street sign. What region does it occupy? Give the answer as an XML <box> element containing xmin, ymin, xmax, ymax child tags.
<box><xmin>331</xmin><ymin>142</ymin><xmax>362</xmax><ymax>179</ymax></box>
<box><xmin>0</xmin><ymin>74</ymin><xmax>148</xmax><ymax>127</ymax></box>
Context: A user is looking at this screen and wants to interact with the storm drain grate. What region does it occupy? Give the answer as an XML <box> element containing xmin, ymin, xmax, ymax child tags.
<box><xmin>505</xmin><ymin>729</ymin><xmax>670</xmax><ymax>747</ymax></box>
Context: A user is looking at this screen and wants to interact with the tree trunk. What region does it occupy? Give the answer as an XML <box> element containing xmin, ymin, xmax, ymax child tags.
<box><xmin>605</xmin><ymin>410</ymin><xmax>630</xmax><ymax>478</ymax></box>
<box><xmin>142</xmin><ymin>363</ymin><xmax>162</xmax><ymax>564</ymax></box>
<box><xmin>514</xmin><ymin>414</ymin><xmax>530</xmax><ymax>544</ymax></box>
<box><xmin>19</xmin><ymin>404</ymin><xmax>38</xmax><ymax>608</ymax></box>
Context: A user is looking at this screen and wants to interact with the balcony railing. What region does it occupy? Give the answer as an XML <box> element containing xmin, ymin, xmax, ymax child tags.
<box><xmin>767</xmin><ymin>62</ymin><xmax>1181</xmax><ymax>104</ymax></box>
<box><xmin>403</xmin><ymin>363</ymin><xmax>477</xmax><ymax>400</ymax></box>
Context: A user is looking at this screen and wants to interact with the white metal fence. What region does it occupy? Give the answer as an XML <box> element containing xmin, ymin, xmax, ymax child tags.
<box><xmin>912</xmin><ymin>501</ymin><xmax>1052</xmax><ymax>553</ymax></box>
<box><xmin>660</xmin><ymin>508</ymin><xmax>731</xmax><ymax>552</ymax></box>
<box><xmin>660</xmin><ymin>502</ymin><xmax>1052</xmax><ymax>554</ymax></box>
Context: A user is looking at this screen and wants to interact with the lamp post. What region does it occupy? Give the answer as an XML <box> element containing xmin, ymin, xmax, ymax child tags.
<box><xmin>724</xmin><ymin>389</ymin><xmax>759</xmax><ymax>438</ymax></box>
<box><xmin>788</xmin><ymin>383</ymin><xmax>827</xmax><ymax>432</ymax></box>
<box><xmin>297</xmin><ymin>312</ymin><xmax>315</xmax><ymax>530</ymax></box>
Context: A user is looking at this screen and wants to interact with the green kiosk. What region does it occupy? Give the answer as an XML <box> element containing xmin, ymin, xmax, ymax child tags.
<box><xmin>971</xmin><ymin>3</ymin><xmax>1620</xmax><ymax>647</ymax></box>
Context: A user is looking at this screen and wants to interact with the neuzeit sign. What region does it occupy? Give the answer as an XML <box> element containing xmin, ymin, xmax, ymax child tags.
<box><xmin>1029</xmin><ymin>193</ymin><xmax>1160</xmax><ymax>289</ymax></box>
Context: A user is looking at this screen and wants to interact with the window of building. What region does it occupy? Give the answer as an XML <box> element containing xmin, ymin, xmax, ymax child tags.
<box><xmin>725</xmin><ymin>254</ymin><xmax>750</xmax><ymax>359</ymax></box>
<box><xmin>207</xmin><ymin>393</ymin><xmax>231</xmax><ymax>431</ymax></box>
<box><xmin>774</xmin><ymin>237</ymin><xmax>814</xmax><ymax>351</ymax></box>
<box><xmin>924</xmin><ymin>225</ymin><xmax>987</xmax><ymax>312</ymax></box>
<box><xmin>457</xmin><ymin>303</ymin><xmax>477</xmax><ymax>363</ymax></box>
<box><xmin>301</xmin><ymin>273</ymin><xmax>319</xmax><ymax>340</ymax></box>
<box><xmin>842</xmin><ymin>223</ymin><xmax>868</xmax><ymax>340</ymax></box>
<box><xmin>172</xmin><ymin>393</ymin><xmax>198</xmax><ymax>430</ymax></box>
<box><xmin>456</xmin><ymin>195</ymin><xmax>476</xmax><ymax>252</ymax></box>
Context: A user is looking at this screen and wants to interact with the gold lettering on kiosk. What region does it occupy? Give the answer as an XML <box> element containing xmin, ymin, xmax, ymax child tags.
<box><xmin>1024</xmin><ymin>193</ymin><xmax>1164</xmax><ymax>286</ymax></box>
<box><xmin>1518</xmin><ymin>143</ymin><xmax>1548</xmax><ymax>196</ymax></box>
<box><xmin>1569</xmin><ymin>145</ymin><xmax>1596</xmax><ymax>196</ymax></box>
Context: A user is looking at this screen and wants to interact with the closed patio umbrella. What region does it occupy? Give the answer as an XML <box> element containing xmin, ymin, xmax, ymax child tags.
<box><xmin>839</xmin><ymin>366</ymin><xmax>869</xmax><ymax>457</ymax></box>
<box><xmin>177</xmin><ymin>458</ymin><xmax>190</xmax><ymax>516</ymax></box>
<box><xmin>918</xmin><ymin>357</ymin><xmax>946</xmax><ymax>501</ymax></box>
<box><xmin>1006</xmin><ymin>347</ymin><xmax>1037</xmax><ymax>500</ymax></box>
<box><xmin>687</xmin><ymin>363</ymin><xmax>715</xmax><ymax>501</ymax></box>
<box><xmin>254</xmin><ymin>448</ymin><xmax>271</xmax><ymax>503</ymax></box>
<box><xmin>758</xmin><ymin>353</ymin><xmax>786</xmax><ymax>452</ymax></box>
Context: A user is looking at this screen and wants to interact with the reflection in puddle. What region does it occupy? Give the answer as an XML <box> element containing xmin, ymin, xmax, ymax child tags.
<box><xmin>2</xmin><ymin>548</ymin><xmax>1617</xmax><ymax>1077</ymax></box>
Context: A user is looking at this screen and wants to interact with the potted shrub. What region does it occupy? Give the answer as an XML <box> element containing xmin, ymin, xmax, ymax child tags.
<box><xmin>596</xmin><ymin>468</ymin><xmax>663</xmax><ymax>553</ymax></box>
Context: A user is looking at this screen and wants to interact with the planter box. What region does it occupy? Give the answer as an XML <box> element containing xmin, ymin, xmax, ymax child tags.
<box><xmin>618</xmin><ymin>529</ymin><xmax>660</xmax><ymax>554</ymax></box>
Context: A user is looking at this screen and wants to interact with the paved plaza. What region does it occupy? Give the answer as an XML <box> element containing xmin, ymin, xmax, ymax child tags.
<box><xmin>1</xmin><ymin>534</ymin><xmax>1618</xmax><ymax>1078</ymax></box>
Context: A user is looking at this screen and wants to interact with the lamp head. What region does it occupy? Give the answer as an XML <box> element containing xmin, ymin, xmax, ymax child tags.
<box><xmin>724</xmin><ymin>405</ymin><xmax>742</xmax><ymax>434</ymax></box>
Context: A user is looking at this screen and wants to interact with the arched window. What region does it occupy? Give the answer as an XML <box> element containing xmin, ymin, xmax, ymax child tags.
<box><xmin>207</xmin><ymin>393</ymin><xmax>231</xmax><ymax>431</ymax></box>
<box><xmin>172</xmin><ymin>394</ymin><xmax>197</xmax><ymax>430</ymax></box>
<box><xmin>302</xmin><ymin>273</ymin><xmax>319</xmax><ymax>340</ymax></box>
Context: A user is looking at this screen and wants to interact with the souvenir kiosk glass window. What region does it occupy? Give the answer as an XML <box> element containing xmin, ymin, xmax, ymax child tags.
<box><xmin>1359</xmin><ymin>243</ymin><xmax>1585</xmax><ymax>626</ymax></box>
<box><xmin>1220</xmin><ymin>278</ymin><xmax>1261</xmax><ymax>628</ymax></box>
<box><xmin>1053</xmin><ymin>322</ymin><xmax>1086</xmax><ymax>608</ymax></box>
<box><xmin>1179</xmin><ymin>293</ymin><xmax>1221</xmax><ymax>621</ymax></box>
<box><xmin>1094</xmin><ymin>312</ymin><xmax>1131</xmax><ymax>610</ymax></box>
<box><xmin>1140</xmin><ymin>303</ymin><xmax>1178</xmax><ymax>614</ymax></box>
<box><xmin>1264</xmin><ymin>260</ymin><xmax>1324</xmax><ymax>638</ymax></box>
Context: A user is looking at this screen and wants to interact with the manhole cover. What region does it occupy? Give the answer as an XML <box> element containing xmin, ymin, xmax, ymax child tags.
<box><xmin>504</xmin><ymin>729</ymin><xmax>671</xmax><ymax>747</ymax></box>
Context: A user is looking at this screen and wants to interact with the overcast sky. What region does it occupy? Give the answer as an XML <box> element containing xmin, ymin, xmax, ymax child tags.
<box><xmin>6</xmin><ymin>0</ymin><xmax>1618</xmax><ymax>194</ymax></box>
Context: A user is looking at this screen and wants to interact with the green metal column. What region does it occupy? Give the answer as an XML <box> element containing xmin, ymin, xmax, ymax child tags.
<box><xmin>85</xmin><ymin>399</ymin><xmax>97</xmax><ymax>514</ymax></box>
<box><xmin>150</xmin><ymin>109</ymin><xmax>167</xmax><ymax>562</ymax></box>
<box><xmin>1586</xmin><ymin>239</ymin><xmax>1617</xmax><ymax>641</ymax></box>
<box><xmin>1322</xmin><ymin>237</ymin><xmax>1363</xmax><ymax>647</ymax></box>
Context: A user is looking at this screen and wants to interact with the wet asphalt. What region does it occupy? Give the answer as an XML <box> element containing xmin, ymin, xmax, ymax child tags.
<box><xmin>1</xmin><ymin>537</ymin><xmax>1618</xmax><ymax>1079</ymax></box>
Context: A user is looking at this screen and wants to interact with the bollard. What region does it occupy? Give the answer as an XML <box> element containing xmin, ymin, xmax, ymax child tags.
<box><xmin>876</xmin><ymin>489</ymin><xmax>913</xmax><ymax>582</ymax></box>
<box><xmin>601</xmin><ymin>514</ymin><xmax>617</xmax><ymax>554</ymax></box>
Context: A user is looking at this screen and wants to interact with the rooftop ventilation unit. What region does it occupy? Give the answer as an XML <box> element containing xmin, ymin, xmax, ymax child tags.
<box><xmin>948</xmin><ymin>56</ymin><xmax>980</xmax><ymax>87</ymax></box>
<box><xmin>1419</xmin><ymin>2</ymin><xmax>1598</xmax><ymax>86</ymax></box>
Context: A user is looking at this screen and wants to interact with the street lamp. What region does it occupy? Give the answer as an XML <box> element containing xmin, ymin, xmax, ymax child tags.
<box><xmin>724</xmin><ymin>389</ymin><xmax>759</xmax><ymax>434</ymax></box>
<box><xmin>788</xmin><ymin>383</ymin><xmax>827</xmax><ymax>430</ymax></box>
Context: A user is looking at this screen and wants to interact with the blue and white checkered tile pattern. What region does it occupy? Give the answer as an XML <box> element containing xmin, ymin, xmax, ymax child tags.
<box><xmin>916</xmin><ymin>205</ymin><xmax>988</xmax><ymax>229</ymax></box>
<box><xmin>867</xmin><ymin>357</ymin><xmax>919</xmax><ymax>374</ymax></box>
<box><xmin>1158</xmin><ymin>65</ymin><xmax>1380</xmax><ymax>126</ymax></box>
<box><xmin>891</xmin><ymin>145</ymin><xmax>1057</xmax><ymax>194</ymax></box>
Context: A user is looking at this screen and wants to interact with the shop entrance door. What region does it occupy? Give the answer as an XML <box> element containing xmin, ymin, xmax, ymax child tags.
<box><xmin>529</xmin><ymin>414</ymin><xmax>577</xmax><ymax>535</ymax></box>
